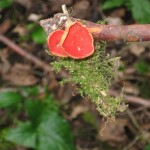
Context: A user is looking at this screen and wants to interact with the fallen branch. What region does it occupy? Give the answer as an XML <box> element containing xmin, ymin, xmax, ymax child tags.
<box><xmin>40</xmin><ymin>13</ymin><xmax>150</xmax><ymax>42</ymax></box>
<box><xmin>0</xmin><ymin>34</ymin><xmax>54</xmax><ymax>76</ymax></box>
<box><xmin>85</xmin><ymin>22</ymin><xmax>150</xmax><ymax>42</ymax></box>
<box><xmin>109</xmin><ymin>90</ymin><xmax>150</xmax><ymax>107</ymax></box>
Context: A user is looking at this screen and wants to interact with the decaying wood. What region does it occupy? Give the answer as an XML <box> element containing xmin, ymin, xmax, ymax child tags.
<box><xmin>40</xmin><ymin>13</ymin><xmax>150</xmax><ymax>42</ymax></box>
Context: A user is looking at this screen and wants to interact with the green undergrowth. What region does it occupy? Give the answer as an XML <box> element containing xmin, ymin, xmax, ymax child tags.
<box><xmin>52</xmin><ymin>41</ymin><xmax>126</xmax><ymax>117</ymax></box>
<box><xmin>0</xmin><ymin>87</ymin><xmax>75</xmax><ymax>150</ymax></box>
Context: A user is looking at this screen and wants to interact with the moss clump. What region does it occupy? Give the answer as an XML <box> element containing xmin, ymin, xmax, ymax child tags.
<box><xmin>52</xmin><ymin>41</ymin><xmax>126</xmax><ymax>117</ymax></box>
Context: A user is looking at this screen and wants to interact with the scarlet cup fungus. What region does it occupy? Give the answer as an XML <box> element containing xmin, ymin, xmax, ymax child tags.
<box><xmin>47</xmin><ymin>22</ymin><xmax>94</xmax><ymax>59</ymax></box>
<box><xmin>62</xmin><ymin>22</ymin><xmax>94</xmax><ymax>59</ymax></box>
<box><xmin>47</xmin><ymin>30</ymin><xmax>68</xmax><ymax>57</ymax></box>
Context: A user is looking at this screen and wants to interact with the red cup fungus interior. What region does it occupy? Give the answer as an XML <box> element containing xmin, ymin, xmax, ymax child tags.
<box><xmin>47</xmin><ymin>21</ymin><xmax>94</xmax><ymax>59</ymax></box>
<box><xmin>62</xmin><ymin>22</ymin><xmax>94</xmax><ymax>59</ymax></box>
<box><xmin>47</xmin><ymin>30</ymin><xmax>68</xmax><ymax>57</ymax></box>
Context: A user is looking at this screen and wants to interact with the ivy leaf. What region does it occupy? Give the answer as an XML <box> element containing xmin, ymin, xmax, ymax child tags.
<box><xmin>31</xmin><ymin>25</ymin><xmax>46</xmax><ymax>44</ymax></box>
<box><xmin>0</xmin><ymin>0</ymin><xmax>13</xmax><ymax>9</ymax></box>
<box><xmin>102</xmin><ymin>0</ymin><xmax>126</xmax><ymax>10</ymax></box>
<box><xmin>0</xmin><ymin>91</ymin><xmax>22</xmax><ymax>108</ymax></box>
<box><xmin>5</xmin><ymin>100</ymin><xmax>75</xmax><ymax>150</ymax></box>
<box><xmin>130</xmin><ymin>0</ymin><xmax>150</xmax><ymax>23</ymax></box>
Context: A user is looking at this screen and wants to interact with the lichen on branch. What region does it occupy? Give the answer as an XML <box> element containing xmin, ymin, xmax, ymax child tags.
<box><xmin>52</xmin><ymin>41</ymin><xmax>126</xmax><ymax>117</ymax></box>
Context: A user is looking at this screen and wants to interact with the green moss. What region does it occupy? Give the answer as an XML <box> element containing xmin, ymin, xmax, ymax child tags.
<box><xmin>52</xmin><ymin>41</ymin><xmax>126</xmax><ymax>117</ymax></box>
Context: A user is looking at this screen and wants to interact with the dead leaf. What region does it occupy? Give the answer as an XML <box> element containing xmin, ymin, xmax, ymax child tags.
<box><xmin>3</xmin><ymin>63</ymin><xmax>38</xmax><ymax>86</ymax></box>
<box><xmin>57</xmin><ymin>83</ymin><xmax>75</xmax><ymax>103</ymax></box>
<box><xmin>12</xmin><ymin>24</ymin><xmax>27</xmax><ymax>36</ymax></box>
<box><xmin>98</xmin><ymin>119</ymin><xmax>128</xmax><ymax>146</ymax></box>
<box><xmin>107</xmin><ymin>17</ymin><xmax>123</xmax><ymax>25</ymax></box>
<box><xmin>123</xmin><ymin>81</ymin><xmax>139</xmax><ymax>95</ymax></box>
<box><xmin>125</xmin><ymin>67</ymin><xmax>136</xmax><ymax>74</ymax></box>
<box><xmin>73</xmin><ymin>0</ymin><xmax>90</xmax><ymax>19</ymax></box>
<box><xmin>28</xmin><ymin>13</ymin><xmax>42</xmax><ymax>22</ymax></box>
<box><xmin>130</xmin><ymin>44</ymin><xmax>145</xmax><ymax>57</ymax></box>
<box><xmin>110</xmin><ymin>8</ymin><xmax>126</xmax><ymax>18</ymax></box>
<box><xmin>14</xmin><ymin>0</ymin><xmax>32</xmax><ymax>9</ymax></box>
<box><xmin>0</xmin><ymin>49</ymin><xmax>11</xmax><ymax>74</ymax></box>
<box><xmin>70</xmin><ymin>105</ymin><xmax>88</xmax><ymax>119</ymax></box>
<box><xmin>49</xmin><ymin>0</ymin><xmax>72</xmax><ymax>12</ymax></box>
<box><xmin>0</xmin><ymin>20</ymin><xmax>11</xmax><ymax>34</ymax></box>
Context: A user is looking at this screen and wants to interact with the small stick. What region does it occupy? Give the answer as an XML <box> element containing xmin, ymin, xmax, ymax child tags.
<box><xmin>62</xmin><ymin>5</ymin><xmax>69</xmax><ymax>16</ymax></box>
<box><xmin>0</xmin><ymin>34</ymin><xmax>54</xmax><ymax>76</ymax></box>
<box><xmin>109</xmin><ymin>90</ymin><xmax>150</xmax><ymax>107</ymax></box>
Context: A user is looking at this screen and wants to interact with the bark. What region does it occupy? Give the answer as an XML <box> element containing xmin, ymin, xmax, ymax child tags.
<box><xmin>85</xmin><ymin>22</ymin><xmax>150</xmax><ymax>42</ymax></box>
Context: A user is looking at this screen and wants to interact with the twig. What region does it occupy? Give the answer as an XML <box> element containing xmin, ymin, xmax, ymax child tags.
<box><xmin>0</xmin><ymin>34</ymin><xmax>54</xmax><ymax>77</ymax></box>
<box><xmin>123</xmin><ymin>108</ymin><xmax>149</xmax><ymax>150</ymax></box>
<box><xmin>122</xmin><ymin>135</ymin><xmax>140</xmax><ymax>150</ymax></box>
<box><xmin>109</xmin><ymin>90</ymin><xmax>150</xmax><ymax>107</ymax></box>
<box><xmin>62</xmin><ymin>4</ymin><xmax>69</xmax><ymax>16</ymax></box>
<box><xmin>126</xmin><ymin>108</ymin><xmax>143</xmax><ymax>133</ymax></box>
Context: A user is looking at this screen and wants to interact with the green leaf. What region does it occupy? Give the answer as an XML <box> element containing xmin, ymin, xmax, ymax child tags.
<box><xmin>25</xmin><ymin>95</ymin><xmax>59</xmax><ymax>125</ymax></box>
<box><xmin>139</xmin><ymin>81</ymin><xmax>150</xmax><ymax>99</ymax></box>
<box><xmin>0</xmin><ymin>129</ymin><xmax>15</xmax><ymax>150</ymax></box>
<box><xmin>0</xmin><ymin>0</ymin><xmax>13</xmax><ymax>9</ymax></box>
<box><xmin>82</xmin><ymin>111</ymin><xmax>97</xmax><ymax>127</ymax></box>
<box><xmin>0</xmin><ymin>91</ymin><xmax>22</xmax><ymax>108</ymax></box>
<box><xmin>21</xmin><ymin>86</ymin><xmax>39</xmax><ymax>97</ymax></box>
<box><xmin>25</xmin><ymin>100</ymin><xmax>45</xmax><ymax>126</ymax></box>
<box><xmin>5</xmin><ymin>100</ymin><xmax>75</xmax><ymax>150</ymax></box>
<box><xmin>130</xmin><ymin>0</ymin><xmax>150</xmax><ymax>23</ymax></box>
<box><xmin>5</xmin><ymin>122</ymin><xmax>36</xmax><ymax>148</ymax></box>
<box><xmin>37</xmin><ymin>111</ymin><xmax>75</xmax><ymax>150</ymax></box>
<box><xmin>43</xmin><ymin>94</ymin><xmax>59</xmax><ymax>112</ymax></box>
<box><xmin>31</xmin><ymin>25</ymin><xmax>46</xmax><ymax>44</ymax></box>
<box><xmin>144</xmin><ymin>143</ymin><xmax>150</xmax><ymax>150</ymax></box>
<box><xmin>135</xmin><ymin>60</ymin><xmax>149</xmax><ymax>74</ymax></box>
<box><xmin>102</xmin><ymin>0</ymin><xmax>126</xmax><ymax>10</ymax></box>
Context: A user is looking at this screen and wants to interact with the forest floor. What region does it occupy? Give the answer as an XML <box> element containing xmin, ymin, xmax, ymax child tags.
<box><xmin>0</xmin><ymin>0</ymin><xmax>150</xmax><ymax>150</ymax></box>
